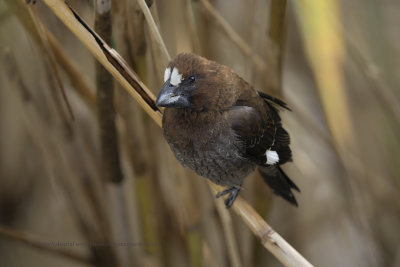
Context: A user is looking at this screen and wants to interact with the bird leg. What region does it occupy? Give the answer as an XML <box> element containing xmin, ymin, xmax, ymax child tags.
<box><xmin>216</xmin><ymin>186</ymin><xmax>241</xmax><ymax>209</ymax></box>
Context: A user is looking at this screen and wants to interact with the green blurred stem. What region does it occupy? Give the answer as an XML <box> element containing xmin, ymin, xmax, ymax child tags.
<box><xmin>268</xmin><ymin>0</ymin><xmax>287</xmax><ymax>93</ymax></box>
<box><xmin>135</xmin><ymin>176</ymin><xmax>159</xmax><ymax>256</ymax></box>
<box><xmin>187</xmin><ymin>230</ymin><xmax>202</xmax><ymax>267</ymax></box>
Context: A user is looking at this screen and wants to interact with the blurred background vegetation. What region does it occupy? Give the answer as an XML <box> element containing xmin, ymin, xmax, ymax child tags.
<box><xmin>0</xmin><ymin>0</ymin><xmax>399</xmax><ymax>266</ymax></box>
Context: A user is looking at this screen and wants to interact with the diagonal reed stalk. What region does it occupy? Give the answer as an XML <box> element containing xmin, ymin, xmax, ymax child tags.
<box><xmin>37</xmin><ymin>0</ymin><xmax>313</xmax><ymax>266</ymax></box>
<box><xmin>199</xmin><ymin>0</ymin><xmax>267</xmax><ymax>75</ymax></box>
<box><xmin>137</xmin><ymin>0</ymin><xmax>170</xmax><ymax>64</ymax></box>
<box><xmin>0</xmin><ymin>224</ymin><xmax>92</xmax><ymax>264</ymax></box>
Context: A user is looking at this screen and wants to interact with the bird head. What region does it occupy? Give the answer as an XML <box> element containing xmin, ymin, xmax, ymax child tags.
<box><xmin>156</xmin><ymin>53</ymin><xmax>235</xmax><ymax>111</ymax></box>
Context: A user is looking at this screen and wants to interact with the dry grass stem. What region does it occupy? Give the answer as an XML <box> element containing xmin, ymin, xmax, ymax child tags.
<box><xmin>137</xmin><ymin>0</ymin><xmax>171</xmax><ymax>63</ymax></box>
<box><xmin>5</xmin><ymin>0</ymin><xmax>95</xmax><ymax>110</ymax></box>
<box><xmin>213</xmin><ymin>186</ymin><xmax>243</xmax><ymax>267</ymax></box>
<box><xmin>43</xmin><ymin>0</ymin><xmax>162</xmax><ymax>126</ymax></box>
<box><xmin>0</xmin><ymin>224</ymin><xmax>92</xmax><ymax>264</ymax></box>
<box><xmin>347</xmin><ymin>41</ymin><xmax>400</xmax><ymax>125</ymax></box>
<box><xmin>268</xmin><ymin>0</ymin><xmax>287</xmax><ymax>92</ymax></box>
<box><xmin>293</xmin><ymin>0</ymin><xmax>354</xmax><ymax>149</ymax></box>
<box><xmin>48</xmin><ymin>32</ymin><xmax>96</xmax><ymax>110</ymax></box>
<box><xmin>183</xmin><ymin>0</ymin><xmax>201</xmax><ymax>54</ymax></box>
<box><xmin>27</xmin><ymin>5</ymin><xmax>75</xmax><ymax>121</ymax></box>
<box><xmin>199</xmin><ymin>0</ymin><xmax>267</xmax><ymax>74</ymax></box>
<box><xmin>210</xmin><ymin>184</ymin><xmax>313</xmax><ymax>267</ymax></box>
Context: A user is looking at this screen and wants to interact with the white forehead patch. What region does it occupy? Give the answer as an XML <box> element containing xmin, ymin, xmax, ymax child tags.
<box><xmin>170</xmin><ymin>67</ymin><xmax>183</xmax><ymax>86</ymax></box>
<box><xmin>164</xmin><ymin>67</ymin><xmax>171</xmax><ymax>82</ymax></box>
<box><xmin>266</xmin><ymin>150</ymin><xmax>279</xmax><ymax>165</ymax></box>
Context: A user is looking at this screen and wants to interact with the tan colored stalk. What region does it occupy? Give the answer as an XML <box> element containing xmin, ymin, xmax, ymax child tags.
<box><xmin>136</xmin><ymin>0</ymin><xmax>171</xmax><ymax>63</ymax></box>
<box><xmin>40</xmin><ymin>0</ymin><xmax>313</xmax><ymax>266</ymax></box>
<box><xmin>0</xmin><ymin>224</ymin><xmax>92</xmax><ymax>264</ymax></box>
<box><xmin>213</xmin><ymin>186</ymin><xmax>243</xmax><ymax>267</ymax></box>
<box><xmin>43</xmin><ymin>0</ymin><xmax>162</xmax><ymax>126</ymax></box>
<box><xmin>183</xmin><ymin>0</ymin><xmax>201</xmax><ymax>54</ymax></box>
<box><xmin>6</xmin><ymin>0</ymin><xmax>96</xmax><ymax>110</ymax></box>
<box><xmin>199</xmin><ymin>0</ymin><xmax>267</xmax><ymax>74</ymax></box>
<box><xmin>267</xmin><ymin>0</ymin><xmax>287</xmax><ymax>94</ymax></box>
<box><xmin>27</xmin><ymin>6</ymin><xmax>75</xmax><ymax>121</ymax></box>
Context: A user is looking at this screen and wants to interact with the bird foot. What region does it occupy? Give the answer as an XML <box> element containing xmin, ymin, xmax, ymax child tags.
<box><xmin>216</xmin><ymin>186</ymin><xmax>241</xmax><ymax>209</ymax></box>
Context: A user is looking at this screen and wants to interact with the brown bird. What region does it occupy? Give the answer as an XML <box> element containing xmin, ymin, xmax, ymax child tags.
<box><xmin>156</xmin><ymin>53</ymin><xmax>299</xmax><ymax>208</ymax></box>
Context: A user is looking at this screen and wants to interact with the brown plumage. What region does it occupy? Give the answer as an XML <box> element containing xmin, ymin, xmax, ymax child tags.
<box><xmin>156</xmin><ymin>53</ymin><xmax>299</xmax><ymax>208</ymax></box>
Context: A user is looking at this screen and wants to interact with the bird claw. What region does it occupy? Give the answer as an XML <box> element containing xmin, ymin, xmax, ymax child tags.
<box><xmin>216</xmin><ymin>186</ymin><xmax>241</xmax><ymax>209</ymax></box>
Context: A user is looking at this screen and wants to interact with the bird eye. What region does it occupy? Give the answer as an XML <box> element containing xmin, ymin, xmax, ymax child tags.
<box><xmin>188</xmin><ymin>76</ymin><xmax>196</xmax><ymax>83</ymax></box>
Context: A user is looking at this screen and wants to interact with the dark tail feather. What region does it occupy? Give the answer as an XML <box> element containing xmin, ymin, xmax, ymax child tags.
<box><xmin>258</xmin><ymin>165</ymin><xmax>300</xmax><ymax>206</ymax></box>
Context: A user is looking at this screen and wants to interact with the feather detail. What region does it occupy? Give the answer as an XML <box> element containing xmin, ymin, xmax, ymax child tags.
<box><xmin>164</xmin><ymin>67</ymin><xmax>171</xmax><ymax>82</ymax></box>
<box><xmin>170</xmin><ymin>67</ymin><xmax>182</xmax><ymax>86</ymax></box>
<box><xmin>266</xmin><ymin>150</ymin><xmax>279</xmax><ymax>164</ymax></box>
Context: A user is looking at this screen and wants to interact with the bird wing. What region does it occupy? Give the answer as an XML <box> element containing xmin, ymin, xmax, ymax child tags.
<box><xmin>257</xmin><ymin>91</ymin><xmax>291</xmax><ymax>111</ymax></box>
<box><xmin>226</xmin><ymin>92</ymin><xmax>292</xmax><ymax>166</ymax></box>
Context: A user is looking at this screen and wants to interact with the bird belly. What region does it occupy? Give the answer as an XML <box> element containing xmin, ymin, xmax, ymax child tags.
<box><xmin>167</xmin><ymin>134</ymin><xmax>255</xmax><ymax>187</ymax></box>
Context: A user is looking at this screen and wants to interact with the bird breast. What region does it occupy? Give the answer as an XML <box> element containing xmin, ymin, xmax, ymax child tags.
<box><xmin>163</xmin><ymin>109</ymin><xmax>255</xmax><ymax>187</ymax></box>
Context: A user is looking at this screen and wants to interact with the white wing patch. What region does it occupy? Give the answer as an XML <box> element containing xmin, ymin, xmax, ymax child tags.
<box><xmin>266</xmin><ymin>150</ymin><xmax>279</xmax><ymax>165</ymax></box>
<box><xmin>164</xmin><ymin>67</ymin><xmax>171</xmax><ymax>82</ymax></box>
<box><xmin>170</xmin><ymin>67</ymin><xmax>183</xmax><ymax>86</ymax></box>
